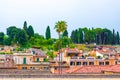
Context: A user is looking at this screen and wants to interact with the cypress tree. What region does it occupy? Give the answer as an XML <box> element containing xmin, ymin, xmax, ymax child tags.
<box><xmin>45</xmin><ymin>26</ymin><xmax>51</xmax><ymax>40</ymax></box>
<box><xmin>117</xmin><ymin>31</ymin><xmax>120</xmax><ymax>44</ymax></box>
<box><xmin>23</xmin><ymin>21</ymin><xmax>28</xmax><ymax>32</ymax></box>
<box><xmin>112</xmin><ymin>29</ymin><xmax>115</xmax><ymax>45</ymax></box>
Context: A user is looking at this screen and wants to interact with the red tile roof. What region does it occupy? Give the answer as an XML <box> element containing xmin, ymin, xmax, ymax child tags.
<box><xmin>54</xmin><ymin>65</ymin><xmax>120</xmax><ymax>74</ymax></box>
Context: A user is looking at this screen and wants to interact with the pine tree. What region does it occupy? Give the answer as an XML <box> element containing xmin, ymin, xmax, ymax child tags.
<box><xmin>45</xmin><ymin>26</ymin><xmax>51</xmax><ymax>40</ymax></box>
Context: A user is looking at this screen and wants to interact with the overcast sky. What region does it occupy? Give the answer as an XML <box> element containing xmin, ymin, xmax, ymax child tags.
<box><xmin>0</xmin><ymin>0</ymin><xmax>120</xmax><ymax>38</ymax></box>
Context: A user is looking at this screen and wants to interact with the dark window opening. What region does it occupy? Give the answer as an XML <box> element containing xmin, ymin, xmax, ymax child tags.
<box><xmin>22</xmin><ymin>67</ymin><xmax>27</xmax><ymax>70</ymax></box>
<box><xmin>70</xmin><ymin>62</ymin><xmax>75</xmax><ymax>66</ymax></box>
<box><xmin>83</xmin><ymin>62</ymin><xmax>87</xmax><ymax>65</ymax></box>
<box><xmin>75</xmin><ymin>54</ymin><xmax>78</xmax><ymax>57</ymax></box>
<box><xmin>99</xmin><ymin>62</ymin><xmax>104</xmax><ymax>65</ymax></box>
<box><xmin>89</xmin><ymin>62</ymin><xmax>94</xmax><ymax>65</ymax></box>
<box><xmin>77</xmin><ymin>62</ymin><xmax>81</xmax><ymax>66</ymax></box>
<box><xmin>115</xmin><ymin>61</ymin><xmax>117</xmax><ymax>64</ymax></box>
<box><xmin>105</xmin><ymin>61</ymin><xmax>109</xmax><ymax>65</ymax></box>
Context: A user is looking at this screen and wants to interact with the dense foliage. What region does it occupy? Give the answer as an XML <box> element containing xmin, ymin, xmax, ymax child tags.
<box><xmin>0</xmin><ymin>21</ymin><xmax>119</xmax><ymax>52</ymax></box>
<box><xmin>0</xmin><ymin>21</ymin><xmax>120</xmax><ymax>60</ymax></box>
<box><xmin>70</xmin><ymin>28</ymin><xmax>120</xmax><ymax>45</ymax></box>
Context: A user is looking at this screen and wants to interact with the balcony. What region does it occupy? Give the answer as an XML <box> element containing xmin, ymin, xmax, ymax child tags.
<box><xmin>71</xmin><ymin>57</ymin><xmax>78</xmax><ymax>59</ymax></box>
<box><xmin>70</xmin><ymin>57</ymin><xmax>85</xmax><ymax>60</ymax></box>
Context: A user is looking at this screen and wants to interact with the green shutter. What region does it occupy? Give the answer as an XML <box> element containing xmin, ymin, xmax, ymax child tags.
<box><xmin>37</xmin><ymin>58</ymin><xmax>39</xmax><ymax>62</ymax></box>
<box><xmin>23</xmin><ymin>58</ymin><xmax>26</xmax><ymax>64</ymax></box>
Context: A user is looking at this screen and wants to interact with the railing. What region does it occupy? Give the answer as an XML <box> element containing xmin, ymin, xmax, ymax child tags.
<box><xmin>71</xmin><ymin>57</ymin><xmax>79</xmax><ymax>59</ymax></box>
<box><xmin>71</xmin><ymin>57</ymin><xmax>85</xmax><ymax>59</ymax></box>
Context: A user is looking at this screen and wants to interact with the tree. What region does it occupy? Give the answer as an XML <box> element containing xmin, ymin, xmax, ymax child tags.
<box><xmin>45</xmin><ymin>26</ymin><xmax>51</xmax><ymax>39</ymax></box>
<box><xmin>46</xmin><ymin>39</ymin><xmax>54</xmax><ymax>45</ymax></box>
<box><xmin>112</xmin><ymin>29</ymin><xmax>115</xmax><ymax>45</ymax></box>
<box><xmin>0</xmin><ymin>32</ymin><xmax>4</xmax><ymax>45</ymax></box>
<box><xmin>27</xmin><ymin>25</ymin><xmax>34</xmax><ymax>39</ymax></box>
<box><xmin>74</xmin><ymin>29</ymin><xmax>78</xmax><ymax>43</ymax></box>
<box><xmin>82</xmin><ymin>28</ymin><xmax>90</xmax><ymax>43</ymax></box>
<box><xmin>53</xmin><ymin>39</ymin><xmax>62</xmax><ymax>51</ymax></box>
<box><xmin>16</xmin><ymin>29</ymin><xmax>28</xmax><ymax>46</ymax></box>
<box><xmin>70</xmin><ymin>30</ymin><xmax>75</xmax><ymax>43</ymax></box>
<box><xmin>78</xmin><ymin>28</ymin><xmax>83</xmax><ymax>43</ymax></box>
<box><xmin>116</xmin><ymin>31</ymin><xmax>120</xmax><ymax>44</ymax></box>
<box><xmin>62</xmin><ymin>37</ymin><xmax>70</xmax><ymax>47</ymax></box>
<box><xmin>54</xmin><ymin>21</ymin><xmax>67</xmax><ymax>74</ymax></box>
<box><xmin>7</xmin><ymin>26</ymin><xmax>20</xmax><ymax>43</ymax></box>
<box><xmin>94</xmin><ymin>28</ymin><xmax>103</xmax><ymax>44</ymax></box>
<box><xmin>23</xmin><ymin>21</ymin><xmax>27</xmax><ymax>32</ymax></box>
<box><xmin>54</xmin><ymin>21</ymin><xmax>67</xmax><ymax>39</ymax></box>
<box><xmin>34</xmin><ymin>33</ymin><xmax>45</xmax><ymax>39</ymax></box>
<box><xmin>46</xmin><ymin>50</ymin><xmax>55</xmax><ymax>59</ymax></box>
<box><xmin>63</xmin><ymin>30</ymin><xmax>68</xmax><ymax>37</ymax></box>
<box><xmin>4</xmin><ymin>36</ymin><xmax>11</xmax><ymax>46</ymax></box>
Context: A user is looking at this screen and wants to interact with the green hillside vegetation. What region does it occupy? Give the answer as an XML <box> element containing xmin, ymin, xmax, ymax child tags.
<box><xmin>0</xmin><ymin>21</ymin><xmax>120</xmax><ymax>54</ymax></box>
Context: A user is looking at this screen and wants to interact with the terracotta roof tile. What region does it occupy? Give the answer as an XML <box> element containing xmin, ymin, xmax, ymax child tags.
<box><xmin>54</xmin><ymin>65</ymin><xmax>120</xmax><ymax>74</ymax></box>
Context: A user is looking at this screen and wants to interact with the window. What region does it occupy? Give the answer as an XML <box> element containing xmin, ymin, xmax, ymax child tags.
<box><xmin>67</xmin><ymin>53</ymin><xmax>70</xmax><ymax>56</ymax></box>
<box><xmin>32</xmin><ymin>67</ymin><xmax>35</xmax><ymax>70</ymax></box>
<box><xmin>23</xmin><ymin>58</ymin><xmax>26</xmax><ymax>64</ymax></box>
<box><xmin>70</xmin><ymin>62</ymin><xmax>75</xmax><ymax>66</ymax></box>
<box><xmin>44</xmin><ymin>58</ymin><xmax>46</xmax><ymax>62</ymax></box>
<box><xmin>89</xmin><ymin>62</ymin><xmax>94</xmax><ymax>65</ymax></box>
<box><xmin>115</xmin><ymin>61</ymin><xmax>117</xmax><ymax>64</ymax></box>
<box><xmin>32</xmin><ymin>50</ymin><xmax>35</xmax><ymax>54</ymax></box>
<box><xmin>30</xmin><ymin>67</ymin><xmax>33</xmax><ymax>69</ymax></box>
<box><xmin>75</xmin><ymin>54</ymin><xmax>78</xmax><ymax>57</ymax></box>
<box><xmin>44</xmin><ymin>67</ymin><xmax>49</xmax><ymax>70</ymax></box>
<box><xmin>76</xmin><ymin>62</ymin><xmax>81</xmax><ymax>66</ymax></box>
<box><xmin>22</xmin><ymin>67</ymin><xmax>27</xmax><ymax>69</ymax></box>
<box><xmin>83</xmin><ymin>62</ymin><xmax>87</xmax><ymax>65</ymax></box>
<box><xmin>37</xmin><ymin>58</ymin><xmax>39</xmax><ymax>62</ymax></box>
<box><xmin>99</xmin><ymin>62</ymin><xmax>104</xmax><ymax>65</ymax></box>
<box><xmin>15</xmin><ymin>58</ymin><xmax>17</xmax><ymax>64</ymax></box>
<box><xmin>105</xmin><ymin>61</ymin><xmax>109</xmax><ymax>65</ymax></box>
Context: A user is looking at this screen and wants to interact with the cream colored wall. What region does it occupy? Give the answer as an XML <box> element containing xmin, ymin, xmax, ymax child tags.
<box><xmin>14</xmin><ymin>55</ymin><xmax>33</xmax><ymax>64</ymax></box>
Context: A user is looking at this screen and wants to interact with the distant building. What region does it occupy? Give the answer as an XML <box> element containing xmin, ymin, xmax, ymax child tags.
<box><xmin>13</xmin><ymin>49</ymin><xmax>49</xmax><ymax>70</ymax></box>
<box><xmin>0</xmin><ymin>54</ymin><xmax>16</xmax><ymax>69</ymax></box>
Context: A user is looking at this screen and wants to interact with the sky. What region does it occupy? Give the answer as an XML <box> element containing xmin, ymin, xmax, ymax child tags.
<box><xmin>0</xmin><ymin>0</ymin><xmax>120</xmax><ymax>38</ymax></box>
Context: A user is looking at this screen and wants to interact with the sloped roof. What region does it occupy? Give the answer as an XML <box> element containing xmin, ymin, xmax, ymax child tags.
<box><xmin>32</xmin><ymin>48</ymin><xmax>46</xmax><ymax>57</ymax></box>
<box><xmin>62</xmin><ymin>48</ymin><xmax>82</xmax><ymax>53</ymax></box>
<box><xmin>54</xmin><ymin>65</ymin><xmax>120</xmax><ymax>74</ymax></box>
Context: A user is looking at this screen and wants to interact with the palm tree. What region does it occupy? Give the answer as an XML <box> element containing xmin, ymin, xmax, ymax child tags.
<box><xmin>54</xmin><ymin>21</ymin><xmax>67</xmax><ymax>74</ymax></box>
<box><xmin>55</xmin><ymin>21</ymin><xmax>67</xmax><ymax>39</ymax></box>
